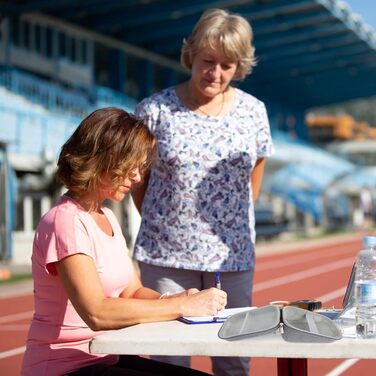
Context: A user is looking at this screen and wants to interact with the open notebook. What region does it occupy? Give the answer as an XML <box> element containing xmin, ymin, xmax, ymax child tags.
<box><xmin>179</xmin><ymin>307</ymin><xmax>256</xmax><ymax>324</ymax></box>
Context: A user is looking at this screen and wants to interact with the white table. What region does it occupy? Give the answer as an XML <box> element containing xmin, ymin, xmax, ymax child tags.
<box><xmin>90</xmin><ymin>320</ymin><xmax>376</xmax><ymax>376</ymax></box>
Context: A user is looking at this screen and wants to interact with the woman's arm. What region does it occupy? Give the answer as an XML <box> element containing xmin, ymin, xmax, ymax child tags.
<box><xmin>131</xmin><ymin>171</ymin><xmax>150</xmax><ymax>214</ymax></box>
<box><xmin>250</xmin><ymin>158</ymin><xmax>266</xmax><ymax>201</ymax></box>
<box><xmin>119</xmin><ymin>271</ymin><xmax>160</xmax><ymax>300</ymax></box>
<box><xmin>56</xmin><ymin>253</ymin><xmax>226</xmax><ymax>331</ymax></box>
<box><xmin>119</xmin><ymin>273</ymin><xmax>197</xmax><ymax>300</ymax></box>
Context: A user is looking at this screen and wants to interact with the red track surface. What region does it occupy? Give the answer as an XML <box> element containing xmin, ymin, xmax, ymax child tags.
<box><xmin>1</xmin><ymin>232</ymin><xmax>375</xmax><ymax>375</ymax></box>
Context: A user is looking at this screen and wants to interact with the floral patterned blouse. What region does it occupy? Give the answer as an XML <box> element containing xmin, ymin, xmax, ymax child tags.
<box><xmin>133</xmin><ymin>86</ymin><xmax>274</xmax><ymax>272</ymax></box>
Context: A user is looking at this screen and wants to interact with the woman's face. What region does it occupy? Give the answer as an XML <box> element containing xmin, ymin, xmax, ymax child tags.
<box><xmin>100</xmin><ymin>167</ymin><xmax>142</xmax><ymax>202</ymax></box>
<box><xmin>190</xmin><ymin>45</ymin><xmax>238</xmax><ymax>99</ymax></box>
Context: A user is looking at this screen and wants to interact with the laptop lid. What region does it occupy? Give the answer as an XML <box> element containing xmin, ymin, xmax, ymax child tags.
<box><xmin>342</xmin><ymin>263</ymin><xmax>356</xmax><ymax>309</ymax></box>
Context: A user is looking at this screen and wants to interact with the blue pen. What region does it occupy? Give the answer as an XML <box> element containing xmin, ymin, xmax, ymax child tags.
<box><xmin>215</xmin><ymin>272</ymin><xmax>221</xmax><ymax>289</ymax></box>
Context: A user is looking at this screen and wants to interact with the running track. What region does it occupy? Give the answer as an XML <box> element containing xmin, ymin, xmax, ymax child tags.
<box><xmin>1</xmin><ymin>232</ymin><xmax>376</xmax><ymax>375</ymax></box>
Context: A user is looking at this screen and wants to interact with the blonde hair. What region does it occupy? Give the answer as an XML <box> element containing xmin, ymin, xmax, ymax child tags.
<box><xmin>56</xmin><ymin>107</ymin><xmax>156</xmax><ymax>198</ymax></box>
<box><xmin>181</xmin><ymin>8</ymin><xmax>256</xmax><ymax>80</ymax></box>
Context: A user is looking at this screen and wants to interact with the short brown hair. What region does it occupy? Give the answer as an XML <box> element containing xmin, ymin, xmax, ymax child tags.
<box><xmin>56</xmin><ymin>107</ymin><xmax>156</xmax><ymax>197</ymax></box>
<box><xmin>181</xmin><ymin>8</ymin><xmax>256</xmax><ymax>80</ymax></box>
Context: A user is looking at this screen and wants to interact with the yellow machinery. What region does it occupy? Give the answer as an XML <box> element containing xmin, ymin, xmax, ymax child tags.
<box><xmin>306</xmin><ymin>114</ymin><xmax>376</xmax><ymax>142</ymax></box>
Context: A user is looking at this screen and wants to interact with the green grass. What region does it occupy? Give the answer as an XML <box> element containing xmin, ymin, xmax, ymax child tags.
<box><xmin>0</xmin><ymin>273</ymin><xmax>32</xmax><ymax>285</ymax></box>
<box><xmin>292</xmin><ymin>227</ymin><xmax>352</xmax><ymax>241</ymax></box>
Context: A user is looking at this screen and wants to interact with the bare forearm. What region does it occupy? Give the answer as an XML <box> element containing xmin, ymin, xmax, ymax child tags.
<box><xmin>128</xmin><ymin>286</ymin><xmax>160</xmax><ymax>300</ymax></box>
<box><xmin>251</xmin><ymin>158</ymin><xmax>266</xmax><ymax>201</ymax></box>
<box><xmin>86</xmin><ymin>297</ymin><xmax>183</xmax><ymax>330</ymax></box>
<box><xmin>57</xmin><ymin>255</ymin><xmax>226</xmax><ymax>332</ymax></box>
<box><xmin>84</xmin><ymin>289</ymin><xmax>226</xmax><ymax>331</ymax></box>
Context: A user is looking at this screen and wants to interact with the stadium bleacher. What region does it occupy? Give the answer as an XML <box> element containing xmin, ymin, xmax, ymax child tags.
<box><xmin>0</xmin><ymin>67</ymin><xmax>137</xmax><ymax>164</ymax></box>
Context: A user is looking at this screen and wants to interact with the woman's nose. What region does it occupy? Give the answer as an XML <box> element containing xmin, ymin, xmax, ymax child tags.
<box><xmin>209</xmin><ymin>64</ymin><xmax>221</xmax><ymax>78</ymax></box>
<box><xmin>129</xmin><ymin>168</ymin><xmax>141</xmax><ymax>183</ymax></box>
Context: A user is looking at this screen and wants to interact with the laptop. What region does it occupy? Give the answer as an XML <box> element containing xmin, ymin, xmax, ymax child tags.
<box><xmin>342</xmin><ymin>263</ymin><xmax>356</xmax><ymax>309</ymax></box>
<box><xmin>316</xmin><ymin>263</ymin><xmax>355</xmax><ymax>320</ymax></box>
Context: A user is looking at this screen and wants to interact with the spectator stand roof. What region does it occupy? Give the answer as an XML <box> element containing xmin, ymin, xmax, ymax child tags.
<box><xmin>1</xmin><ymin>0</ymin><xmax>375</xmax><ymax>109</ymax></box>
<box><xmin>267</xmin><ymin>130</ymin><xmax>356</xmax><ymax>221</ymax></box>
<box><xmin>328</xmin><ymin>167</ymin><xmax>376</xmax><ymax>195</ymax></box>
<box><xmin>268</xmin><ymin>132</ymin><xmax>376</xmax><ymax>222</ymax></box>
<box><xmin>1</xmin><ymin>0</ymin><xmax>376</xmax><ymax>224</ymax></box>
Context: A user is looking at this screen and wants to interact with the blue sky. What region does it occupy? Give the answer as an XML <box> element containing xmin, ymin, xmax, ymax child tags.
<box><xmin>344</xmin><ymin>0</ymin><xmax>376</xmax><ymax>30</ymax></box>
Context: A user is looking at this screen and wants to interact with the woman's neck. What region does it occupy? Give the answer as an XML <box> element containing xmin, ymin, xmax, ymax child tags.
<box><xmin>179</xmin><ymin>81</ymin><xmax>232</xmax><ymax>116</ymax></box>
<box><xmin>65</xmin><ymin>190</ymin><xmax>113</xmax><ymax>236</ymax></box>
<box><xmin>65</xmin><ymin>190</ymin><xmax>102</xmax><ymax>213</ymax></box>
<box><xmin>187</xmin><ymin>81</ymin><xmax>213</xmax><ymax>106</ymax></box>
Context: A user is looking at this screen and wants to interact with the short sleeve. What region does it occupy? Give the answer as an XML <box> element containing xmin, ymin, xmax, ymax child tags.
<box><xmin>135</xmin><ymin>99</ymin><xmax>155</xmax><ymax>132</ymax></box>
<box><xmin>44</xmin><ymin>209</ymin><xmax>92</xmax><ymax>266</ymax></box>
<box><xmin>255</xmin><ymin>102</ymin><xmax>274</xmax><ymax>159</ymax></box>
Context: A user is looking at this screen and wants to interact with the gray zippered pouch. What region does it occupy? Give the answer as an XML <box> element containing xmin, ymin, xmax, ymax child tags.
<box><xmin>218</xmin><ymin>305</ymin><xmax>342</xmax><ymax>343</ymax></box>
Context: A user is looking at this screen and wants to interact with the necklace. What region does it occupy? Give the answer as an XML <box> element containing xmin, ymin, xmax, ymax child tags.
<box><xmin>195</xmin><ymin>92</ymin><xmax>225</xmax><ymax>117</ymax></box>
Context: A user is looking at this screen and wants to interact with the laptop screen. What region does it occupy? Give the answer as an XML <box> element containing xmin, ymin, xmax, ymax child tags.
<box><xmin>342</xmin><ymin>263</ymin><xmax>356</xmax><ymax>309</ymax></box>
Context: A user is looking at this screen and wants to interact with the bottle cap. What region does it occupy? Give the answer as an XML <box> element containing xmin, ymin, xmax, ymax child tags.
<box><xmin>363</xmin><ymin>236</ymin><xmax>376</xmax><ymax>249</ymax></box>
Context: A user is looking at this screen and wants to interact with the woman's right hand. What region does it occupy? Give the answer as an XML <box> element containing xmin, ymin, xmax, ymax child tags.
<box><xmin>180</xmin><ymin>287</ymin><xmax>227</xmax><ymax>317</ymax></box>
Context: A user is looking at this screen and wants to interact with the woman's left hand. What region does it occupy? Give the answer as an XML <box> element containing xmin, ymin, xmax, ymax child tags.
<box><xmin>160</xmin><ymin>288</ymin><xmax>199</xmax><ymax>299</ymax></box>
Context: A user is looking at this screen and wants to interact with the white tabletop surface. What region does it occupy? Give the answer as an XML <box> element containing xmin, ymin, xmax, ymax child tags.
<box><xmin>90</xmin><ymin>320</ymin><xmax>376</xmax><ymax>359</ymax></box>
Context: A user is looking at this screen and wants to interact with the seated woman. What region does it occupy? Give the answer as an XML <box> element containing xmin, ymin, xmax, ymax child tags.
<box><xmin>21</xmin><ymin>108</ymin><xmax>227</xmax><ymax>376</ymax></box>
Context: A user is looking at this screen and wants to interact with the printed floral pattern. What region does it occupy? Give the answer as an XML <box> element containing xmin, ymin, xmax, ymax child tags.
<box><xmin>134</xmin><ymin>87</ymin><xmax>274</xmax><ymax>272</ymax></box>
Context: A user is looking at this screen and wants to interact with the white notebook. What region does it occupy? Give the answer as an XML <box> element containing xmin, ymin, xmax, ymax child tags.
<box><xmin>179</xmin><ymin>307</ymin><xmax>256</xmax><ymax>324</ymax></box>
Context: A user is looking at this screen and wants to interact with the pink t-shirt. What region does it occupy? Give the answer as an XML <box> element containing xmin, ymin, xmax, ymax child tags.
<box><xmin>21</xmin><ymin>195</ymin><xmax>134</xmax><ymax>376</ymax></box>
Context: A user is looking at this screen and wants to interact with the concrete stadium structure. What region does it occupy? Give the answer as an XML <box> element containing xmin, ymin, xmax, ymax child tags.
<box><xmin>0</xmin><ymin>0</ymin><xmax>375</xmax><ymax>262</ymax></box>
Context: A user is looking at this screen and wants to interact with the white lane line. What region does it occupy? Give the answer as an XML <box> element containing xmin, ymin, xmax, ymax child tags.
<box><xmin>0</xmin><ymin>345</ymin><xmax>25</xmax><ymax>360</ymax></box>
<box><xmin>257</xmin><ymin>248</ymin><xmax>354</xmax><ymax>271</ymax></box>
<box><xmin>325</xmin><ymin>359</ymin><xmax>360</xmax><ymax>376</ymax></box>
<box><xmin>315</xmin><ymin>287</ymin><xmax>347</xmax><ymax>304</ymax></box>
<box><xmin>253</xmin><ymin>257</ymin><xmax>354</xmax><ymax>292</ymax></box>
<box><xmin>257</xmin><ymin>252</ymin><xmax>324</xmax><ymax>271</ymax></box>
<box><xmin>319</xmin><ymin>289</ymin><xmax>359</xmax><ymax>376</ymax></box>
<box><xmin>0</xmin><ymin>310</ymin><xmax>33</xmax><ymax>324</ymax></box>
<box><xmin>257</xmin><ymin>256</ymin><xmax>359</xmax><ymax>376</ymax></box>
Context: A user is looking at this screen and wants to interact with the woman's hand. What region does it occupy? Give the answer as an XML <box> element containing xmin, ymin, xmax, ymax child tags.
<box><xmin>56</xmin><ymin>253</ymin><xmax>227</xmax><ymax>328</ymax></box>
<box><xmin>179</xmin><ymin>288</ymin><xmax>227</xmax><ymax>317</ymax></box>
<box><xmin>186</xmin><ymin>288</ymin><xmax>200</xmax><ymax>295</ymax></box>
<box><xmin>159</xmin><ymin>288</ymin><xmax>199</xmax><ymax>299</ymax></box>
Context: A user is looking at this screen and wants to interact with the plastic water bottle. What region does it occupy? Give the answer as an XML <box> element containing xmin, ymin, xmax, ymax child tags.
<box><xmin>354</xmin><ymin>236</ymin><xmax>376</xmax><ymax>338</ymax></box>
<box><xmin>335</xmin><ymin>237</ymin><xmax>369</xmax><ymax>335</ymax></box>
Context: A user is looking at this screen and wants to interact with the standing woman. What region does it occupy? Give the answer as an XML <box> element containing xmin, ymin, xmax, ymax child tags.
<box><xmin>132</xmin><ymin>8</ymin><xmax>274</xmax><ymax>376</ymax></box>
<box><xmin>21</xmin><ymin>108</ymin><xmax>226</xmax><ymax>376</ymax></box>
